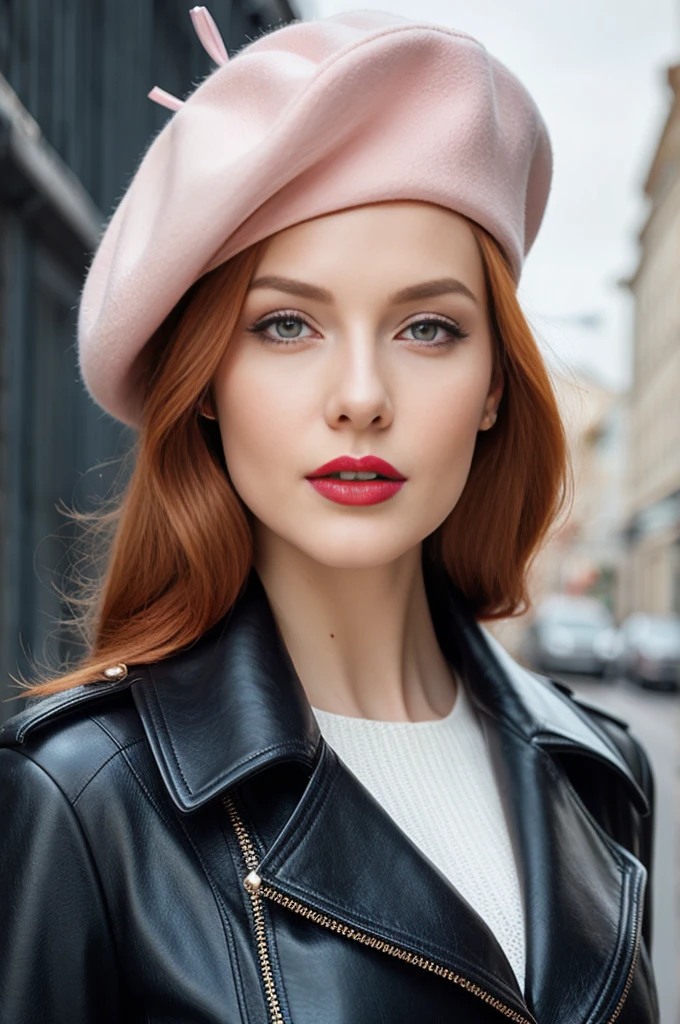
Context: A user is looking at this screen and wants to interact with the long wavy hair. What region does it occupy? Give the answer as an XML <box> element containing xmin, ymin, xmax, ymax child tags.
<box><xmin>24</xmin><ymin>219</ymin><xmax>571</xmax><ymax>696</ymax></box>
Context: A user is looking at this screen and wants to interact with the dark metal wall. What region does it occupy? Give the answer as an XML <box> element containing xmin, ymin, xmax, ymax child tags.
<box><xmin>0</xmin><ymin>0</ymin><xmax>298</xmax><ymax>721</ymax></box>
<box><xmin>1</xmin><ymin>0</ymin><xmax>297</xmax><ymax>218</ymax></box>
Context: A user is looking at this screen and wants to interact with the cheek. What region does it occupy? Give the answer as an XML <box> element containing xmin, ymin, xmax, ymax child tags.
<box><xmin>408</xmin><ymin>370</ymin><xmax>488</xmax><ymax>480</ymax></box>
<box><xmin>214</xmin><ymin>353</ymin><xmax>306</xmax><ymax>498</ymax></box>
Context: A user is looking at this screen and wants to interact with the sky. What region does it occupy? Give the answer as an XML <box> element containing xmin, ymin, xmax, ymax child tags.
<box><xmin>295</xmin><ymin>0</ymin><xmax>679</xmax><ymax>391</ymax></box>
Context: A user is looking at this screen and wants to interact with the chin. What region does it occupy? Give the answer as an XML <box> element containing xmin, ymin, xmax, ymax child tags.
<box><xmin>287</xmin><ymin>528</ymin><xmax>428</xmax><ymax>571</ymax></box>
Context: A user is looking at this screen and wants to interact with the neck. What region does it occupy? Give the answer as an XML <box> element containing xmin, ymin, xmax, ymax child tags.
<box><xmin>253</xmin><ymin>530</ymin><xmax>457</xmax><ymax>722</ymax></box>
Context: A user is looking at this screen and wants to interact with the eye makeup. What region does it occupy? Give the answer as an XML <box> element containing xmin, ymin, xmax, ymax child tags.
<box><xmin>246</xmin><ymin>310</ymin><xmax>470</xmax><ymax>348</ymax></box>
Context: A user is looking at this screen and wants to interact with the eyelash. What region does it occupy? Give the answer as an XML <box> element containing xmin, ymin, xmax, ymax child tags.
<box><xmin>246</xmin><ymin>310</ymin><xmax>470</xmax><ymax>348</ymax></box>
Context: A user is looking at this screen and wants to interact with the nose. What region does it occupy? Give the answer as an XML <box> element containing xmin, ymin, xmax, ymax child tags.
<box><xmin>323</xmin><ymin>330</ymin><xmax>394</xmax><ymax>432</ymax></box>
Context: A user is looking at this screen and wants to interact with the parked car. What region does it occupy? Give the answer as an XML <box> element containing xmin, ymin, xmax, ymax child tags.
<box><xmin>522</xmin><ymin>594</ymin><xmax>616</xmax><ymax>677</ymax></box>
<box><xmin>614</xmin><ymin>613</ymin><xmax>680</xmax><ymax>691</ymax></box>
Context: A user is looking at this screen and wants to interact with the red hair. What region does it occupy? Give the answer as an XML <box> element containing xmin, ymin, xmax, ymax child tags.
<box><xmin>24</xmin><ymin>221</ymin><xmax>570</xmax><ymax>696</ymax></box>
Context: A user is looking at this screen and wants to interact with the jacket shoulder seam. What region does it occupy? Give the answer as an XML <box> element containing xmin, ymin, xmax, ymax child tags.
<box><xmin>1</xmin><ymin>745</ymin><xmax>120</xmax><ymax>952</ymax></box>
<box><xmin>72</xmin><ymin>737</ymin><xmax>145</xmax><ymax>805</ymax></box>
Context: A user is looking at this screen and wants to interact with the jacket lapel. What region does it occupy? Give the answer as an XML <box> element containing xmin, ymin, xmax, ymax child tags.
<box><xmin>426</xmin><ymin>570</ymin><xmax>649</xmax><ymax>1023</ymax></box>
<box><xmin>131</xmin><ymin>564</ymin><xmax>649</xmax><ymax>1023</ymax></box>
<box><xmin>481</xmin><ymin>720</ymin><xmax>646</xmax><ymax>1024</ymax></box>
<box><xmin>248</xmin><ymin>735</ymin><xmax>533</xmax><ymax>1021</ymax></box>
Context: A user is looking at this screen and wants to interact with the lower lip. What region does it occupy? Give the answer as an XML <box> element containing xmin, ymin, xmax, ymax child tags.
<box><xmin>306</xmin><ymin>478</ymin><xmax>405</xmax><ymax>506</ymax></box>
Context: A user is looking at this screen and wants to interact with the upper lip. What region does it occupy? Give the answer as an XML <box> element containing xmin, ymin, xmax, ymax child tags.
<box><xmin>307</xmin><ymin>455</ymin><xmax>406</xmax><ymax>480</ymax></box>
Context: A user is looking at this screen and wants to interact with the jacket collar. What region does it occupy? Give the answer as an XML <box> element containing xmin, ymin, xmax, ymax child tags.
<box><xmin>130</xmin><ymin>562</ymin><xmax>647</xmax><ymax>815</ymax></box>
<box><xmin>131</xmin><ymin>568</ymin><xmax>321</xmax><ymax>812</ymax></box>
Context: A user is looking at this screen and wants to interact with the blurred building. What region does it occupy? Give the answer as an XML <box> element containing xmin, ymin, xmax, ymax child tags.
<box><xmin>542</xmin><ymin>369</ymin><xmax>627</xmax><ymax>610</ymax></box>
<box><xmin>620</xmin><ymin>63</ymin><xmax>680</xmax><ymax>619</ymax></box>
<box><xmin>490</xmin><ymin>367</ymin><xmax>628</xmax><ymax>657</ymax></box>
<box><xmin>0</xmin><ymin>0</ymin><xmax>298</xmax><ymax>722</ymax></box>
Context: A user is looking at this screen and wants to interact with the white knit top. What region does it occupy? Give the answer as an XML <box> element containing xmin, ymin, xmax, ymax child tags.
<box><xmin>310</xmin><ymin>672</ymin><xmax>526</xmax><ymax>993</ymax></box>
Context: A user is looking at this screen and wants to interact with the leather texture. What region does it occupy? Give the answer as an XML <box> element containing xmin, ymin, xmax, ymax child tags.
<box><xmin>0</xmin><ymin>562</ymin><xmax>660</xmax><ymax>1023</ymax></box>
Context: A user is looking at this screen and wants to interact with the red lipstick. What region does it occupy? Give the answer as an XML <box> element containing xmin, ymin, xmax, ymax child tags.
<box><xmin>306</xmin><ymin>455</ymin><xmax>406</xmax><ymax>506</ymax></box>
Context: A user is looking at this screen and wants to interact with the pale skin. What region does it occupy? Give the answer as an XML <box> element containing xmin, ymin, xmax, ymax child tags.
<box><xmin>206</xmin><ymin>201</ymin><xmax>503</xmax><ymax>722</ymax></box>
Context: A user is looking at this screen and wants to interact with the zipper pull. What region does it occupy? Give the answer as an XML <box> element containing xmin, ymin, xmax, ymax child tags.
<box><xmin>244</xmin><ymin>869</ymin><xmax>262</xmax><ymax>892</ymax></box>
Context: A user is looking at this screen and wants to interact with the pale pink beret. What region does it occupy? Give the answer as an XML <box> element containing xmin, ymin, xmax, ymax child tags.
<box><xmin>78</xmin><ymin>6</ymin><xmax>552</xmax><ymax>426</ymax></box>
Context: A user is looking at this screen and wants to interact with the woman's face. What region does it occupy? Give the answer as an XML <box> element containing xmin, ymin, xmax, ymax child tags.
<box><xmin>212</xmin><ymin>201</ymin><xmax>503</xmax><ymax>569</ymax></box>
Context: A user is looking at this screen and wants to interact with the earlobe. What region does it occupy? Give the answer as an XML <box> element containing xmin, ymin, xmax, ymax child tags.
<box><xmin>480</xmin><ymin>377</ymin><xmax>503</xmax><ymax>430</ymax></box>
<box><xmin>197</xmin><ymin>386</ymin><xmax>218</xmax><ymax>421</ymax></box>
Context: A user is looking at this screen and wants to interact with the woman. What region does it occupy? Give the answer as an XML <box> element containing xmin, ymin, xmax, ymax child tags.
<box><xmin>0</xmin><ymin>8</ymin><xmax>659</xmax><ymax>1023</ymax></box>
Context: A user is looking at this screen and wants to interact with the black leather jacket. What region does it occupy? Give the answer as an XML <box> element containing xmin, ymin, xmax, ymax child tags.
<box><xmin>0</xmin><ymin>566</ymin><xmax>659</xmax><ymax>1023</ymax></box>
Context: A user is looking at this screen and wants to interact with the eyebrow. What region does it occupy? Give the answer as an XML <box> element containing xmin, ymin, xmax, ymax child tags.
<box><xmin>249</xmin><ymin>275</ymin><xmax>479</xmax><ymax>307</ymax></box>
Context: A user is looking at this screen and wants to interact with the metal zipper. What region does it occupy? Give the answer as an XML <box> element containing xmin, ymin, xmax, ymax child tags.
<box><xmin>224</xmin><ymin>792</ymin><xmax>285</xmax><ymax>1024</ymax></box>
<box><xmin>224</xmin><ymin>792</ymin><xmax>533</xmax><ymax>1024</ymax></box>
<box><xmin>605</xmin><ymin>902</ymin><xmax>642</xmax><ymax>1024</ymax></box>
<box><xmin>225</xmin><ymin>791</ymin><xmax>640</xmax><ymax>1024</ymax></box>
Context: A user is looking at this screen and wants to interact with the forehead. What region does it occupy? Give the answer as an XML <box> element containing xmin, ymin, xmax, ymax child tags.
<box><xmin>252</xmin><ymin>202</ymin><xmax>485</xmax><ymax>299</ymax></box>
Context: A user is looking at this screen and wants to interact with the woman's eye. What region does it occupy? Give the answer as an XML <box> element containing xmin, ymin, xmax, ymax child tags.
<box><xmin>247</xmin><ymin>314</ymin><xmax>468</xmax><ymax>347</ymax></box>
<box><xmin>399</xmin><ymin>319</ymin><xmax>469</xmax><ymax>346</ymax></box>
<box><xmin>247</xmin><ymin>314</ymin><xmax>315</xmax><ymax>344</ymax></box>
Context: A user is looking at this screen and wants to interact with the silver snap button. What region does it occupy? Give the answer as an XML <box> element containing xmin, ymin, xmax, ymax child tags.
<box><xmin>103</xmin><ymin>663</ymin><xmax>128</xmax><ymax>681</ymax></box>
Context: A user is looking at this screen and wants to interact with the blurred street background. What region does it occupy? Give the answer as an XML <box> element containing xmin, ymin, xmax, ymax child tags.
<box><xmin>1</xmin><ymin>0</ymin><xmax>679</xmax><ymax>1019</ymax></box>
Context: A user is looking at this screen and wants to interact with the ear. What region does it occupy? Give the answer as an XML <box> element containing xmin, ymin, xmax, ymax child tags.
<box><xmin>479</xmin><ymin>370</ymin><xmax>504</xmax><ymax>431</ymax></box>
<box><xmin>197</xmin><ymin>387</ymin><xmax>218</xmax><ymax>421</ymax></box>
